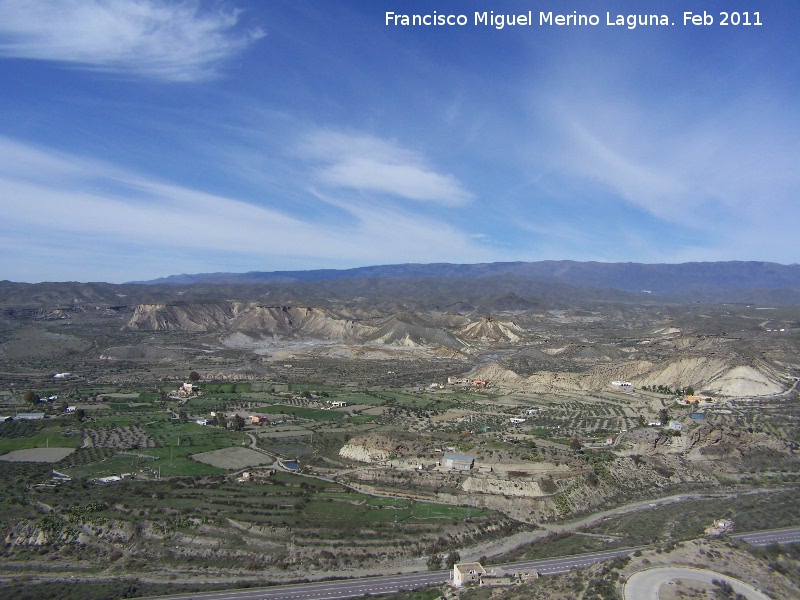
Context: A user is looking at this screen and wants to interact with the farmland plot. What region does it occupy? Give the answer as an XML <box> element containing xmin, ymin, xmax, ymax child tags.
<box><xmin>192</xmin><ymin>446</ymin><xmax>274</xmax><ymax>470</ymax></box>
<box><xmin>0</xmin><ymin>447</ymin><xmax>75</xmax><ymax>462</ymax></box>
<box><xmin>82</xmin><ymin>426</ymin><xmax>154</xmax><ymax>449</ymax></box>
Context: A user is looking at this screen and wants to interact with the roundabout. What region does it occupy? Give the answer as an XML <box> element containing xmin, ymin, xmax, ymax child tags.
<box><xmin>623</xmin><ymin>566</ymin><xmax>770</xmax><ymax>599</ymax></box>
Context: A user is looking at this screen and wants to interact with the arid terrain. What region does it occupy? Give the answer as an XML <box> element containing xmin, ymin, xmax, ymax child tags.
<box><xmin>0</xmin><ymin>262</ymin><xmax>799</xmax><ymax>599</ymax></box>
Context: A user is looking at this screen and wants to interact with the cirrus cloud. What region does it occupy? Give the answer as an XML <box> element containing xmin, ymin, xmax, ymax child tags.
<box><xmin>0</xmin><ymin>136</ymin><xmax>495</xmax><ymax>282</ymax></box>
<box><xmin>0</xmin><ymin>0</ymin><xmax>263</xmax><ymax>81</ymax></box>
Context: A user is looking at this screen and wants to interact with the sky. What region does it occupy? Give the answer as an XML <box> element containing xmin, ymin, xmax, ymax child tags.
<box><xmin>0</xmin><ymin>0</ymin><xmax>798</xmax><ymax>283</ymax></box>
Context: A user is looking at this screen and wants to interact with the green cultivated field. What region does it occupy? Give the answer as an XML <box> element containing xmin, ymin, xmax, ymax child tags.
<box><xmin>0</xmin><ymin>427</ymin><xmax>83</xmax><ymax>452</ymax></box>
<box><xmin>254</xmin><ymin>404</ymin><xmax>345</xmax><ymax>421</ymax></box>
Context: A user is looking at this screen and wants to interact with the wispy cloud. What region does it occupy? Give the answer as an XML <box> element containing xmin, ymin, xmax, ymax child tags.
<box><xmin>541</xmin><ymin>67</ymin><xmax>800</xmax><ymax>222</ymax></box>
<box><xmin>0</xmin><ymin>137</ymin><xmax>494</xmax><ymax>282</ymax></box>
<box><xmin>298</xmin><ymin>131</ymin><xmax>474</xmax><ymax>206</ymax></box>
<box><xmin>524</xmin><ymin>82</ymin><xmax>800</xmax><ymax>264</ymax></box>
<box><xmin>0</xmin><ymin>0</ymin><xmax>263</xmax><ymax>81</ymax></box>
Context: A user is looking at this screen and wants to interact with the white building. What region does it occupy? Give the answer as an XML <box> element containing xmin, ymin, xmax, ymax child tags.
<box><xmin>453</xmin><ymin>562</ymin><xmax>486</xmax><ymax>587</ymax></box>
<box><xmin>441</xmin><ymin>453</ymin><xmax>474</xmax><ymax>471</ymax></box>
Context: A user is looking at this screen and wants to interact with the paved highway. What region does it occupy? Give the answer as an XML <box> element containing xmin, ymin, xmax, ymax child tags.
<box><xmin>148</xmin><ymin>527</ymin><xmax>800</xmax><ymax>600</ymax></box>
<box><xmin>732</xmin><ymin>526</ymin><xmax>800</xmax><ymax>547</ymax></box>
<box><xmin>148</xmin><ymin>548</ymin><xmax>640</xmax><ymax>600</ymax></box>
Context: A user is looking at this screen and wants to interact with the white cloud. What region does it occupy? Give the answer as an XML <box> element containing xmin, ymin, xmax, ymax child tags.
<box><xmin>0</xmin><ymin>0</ymin><xmax>263</xmax><ymax>81</ymax></box>
<box><xmin>524</xmin><ymin>90</ymin><xmax>800</xmax><ymax>264</ymax></box>
<box><xmin>533</xmin><ymin>86</ymin><xmax>800</xmax><ymax>246</ymax></box>
<box><xmin>298</xmin><ymin>131</ymin><xmax>474</xmax><ymax>206</ymax></box>
<box><xmin>0</xmin><ymin>137</ymin><xmax>495</xmax><ymax>282</ymax></box>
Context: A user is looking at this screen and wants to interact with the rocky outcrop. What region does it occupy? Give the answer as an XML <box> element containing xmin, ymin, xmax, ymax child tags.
<box><xmin>462</xmin><ymin>477</ymin><xmax>549</xmax><ymax>498</ymax></box>
<box><xmin>469</xmin><ymin>361</ymin><xmax>521</xmax><ymax>383</ymax></box>
<box><xmin>124</xmin><ymin>302</ymin><xmax>369</xmax><ymax>341</ymax></box>
<box><xmin>338</xmin><ymin>434</ymin><xmax>414</xmax><ymax>464</ymax></box>
<box><xmin>635</xmin><ymin>357</ymin><xmax>785</xmax><ymax>397</ymax></box>
<box><xmin>364</xmin><ymin>313</ymin><xmax>465</xmax><ymax>350</ymax></box>
<box><xmin>627</xmin><ymin>423</ymin><xmax>790</xmax><ymax>463</ymax></box>
<box><xmin>338</xmin><ymin>444</ymin><xmax>391</xmax><ymax>464</ymax></box>
<box><xmin>459</xmin><ymin>316</ymin><xmax>524</xmax><ymax>342</ymax></box>
<box><xmin>124</xmin><ymin>302</ymin><xmax>242</xmax><ymax>331</ymax></box>
<box><xmin>684</xmin><ymin>423</ymin><xmax>725</xmax><ymax>451</ymax></box>
<box><xmin>476</xmin><ymin>353</ymin><xmax>785</xmax><ymax>398</ymax></box>
<box><xmin>702</xmin><ymin>365</ymin><xmax>784</xmax><ymax>397</ymax></box>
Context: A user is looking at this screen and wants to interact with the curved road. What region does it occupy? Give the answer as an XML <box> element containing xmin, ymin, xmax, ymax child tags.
<box><xmin>146</xmin><ymin>548</ymin><xmax>638</xmax><ymax>600</ymax></box>
<box><xmin>623</xmin><ymin>567</ymin><xmax>770</xmax><ymax>600</ymax></box>
<box><xmin>144</xmin><ymin>527</ymin><xmax>800</xmax><ymax>600</ymax></box>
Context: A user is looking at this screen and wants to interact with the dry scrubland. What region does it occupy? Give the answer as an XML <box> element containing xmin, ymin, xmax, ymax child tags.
<box><xmin>0</xmin><ymin>288</ymin><xmax>798</xmax><ymax>599</ymax></box>
<box><xmin>413</xmin><ymin>538</ymin><xmax>800</xmax><ymax>600</ymax></box>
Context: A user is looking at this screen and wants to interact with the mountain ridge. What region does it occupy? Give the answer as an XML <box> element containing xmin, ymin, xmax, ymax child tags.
<box><xmin>3</xmin><ymin>261</ymin><xmax>800</xmax><ymax>307</ymax></box>
<box><xmin>133</xmin><ymin>259</ymin><xmax>800</xmax><ymax>293</ymax></box>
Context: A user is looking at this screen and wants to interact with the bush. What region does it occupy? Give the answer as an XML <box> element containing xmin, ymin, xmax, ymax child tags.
<box><xmin>427</xmin><ymin>553</ymin><xmax>442</xmax><ymax>571</ymax></box>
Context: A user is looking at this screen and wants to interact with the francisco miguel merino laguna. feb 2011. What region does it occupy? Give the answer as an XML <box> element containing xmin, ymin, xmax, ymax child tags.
<box><xmin>386</xmin><ymin>11</ymin><xmax>685</xmax><ymax>30</ymax></box>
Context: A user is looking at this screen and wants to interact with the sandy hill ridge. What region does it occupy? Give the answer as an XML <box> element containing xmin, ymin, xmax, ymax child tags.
<box><xmin>364</xmin><ymin>312</ymin><xmax>465</xmax><ymax>349</ymax></box>
<box><xmin>124</xmin><ymin>302</ymin><xmax>368</xmax><ymax>341</ymax></box>
<box><xmin>472</xmin><ymin>354</ymin><xmax>786</xmax><ymax>397</ymax></box>
<box><xmin>459</xmin><ymin>315</ymin><xmax>524</xmax><ymax>342</ymax></box>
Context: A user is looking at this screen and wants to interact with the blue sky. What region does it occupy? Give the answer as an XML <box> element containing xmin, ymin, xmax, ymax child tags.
<box><xmin>0</xmin><ymin>0</ymin><xmax>798</xmax><ymax>283</ymax></box>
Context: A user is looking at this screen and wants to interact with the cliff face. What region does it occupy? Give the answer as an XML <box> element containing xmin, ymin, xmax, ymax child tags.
<box><xmin>462</xmin><ymin>477</ymin><xmax>548</xmax><ymax>498</ymax></box>
<box><xmin>338</xmin><ymin>444</ymin><xmax>391</xmax><ymax>464</ymax></box>
<box><xmin>635</xmin><ymin>357</ymin><xmax>785</xmax><ymax>397</ymax></box>
<box><xmin>338</xmin><ymin>434</ymin><xmax>416</xmax><ymax>464</ymax></box>
<box><xmin>472</xmin><ymin>355</ymin><xmax>785</xmax><ymax>398</ymax></box>
<box><xmin>124</xmin><ymin>302</ymin><xmax>242</xmax><ymax>331</ymax></box>
<box><xmin>627</xmin><ymin>423</ymin><xmax>790</xmax><ymax>461</ymax></box>
<box><xmin>458</xmin><ymin>316</ymin><xmax>524</xmax><ymax>342</ymax></box>
<box><xmin>118</xmin><ymin>297</ymin><xmax>791</xmax><ymax>397</ymax></box>
<box><xmin>123</xmin><ymin>302</ymin><xmax>369</xmax><ymax>341</ymax></box>
<box><xmin>364</xmin><ymin>313</ymin><xmax>466</xmax><ymax>349</ymax></box>
<box><xmin>123</xmin><ymin>302</ymin><xmax>470</xmax><ymax>349</ymax></box>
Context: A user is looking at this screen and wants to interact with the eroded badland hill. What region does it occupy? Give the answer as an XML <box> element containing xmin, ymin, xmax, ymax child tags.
<box><xmin>0</xmin><ymin>262</ymin><xmax>798</xmax><ymax>598</ymax></box>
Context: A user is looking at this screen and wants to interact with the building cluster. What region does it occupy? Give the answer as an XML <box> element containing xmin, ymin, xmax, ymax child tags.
<box><xmin>682</xmin><ymin>394</ymin><xmax>716</xmax><ymax>405</ymax></box>
<box><xmin>446</xmin><ymin>377</ymin><xmax>488</xmax><ymax>387</ymax></box>
<box><xmin>452</xmin><ymin>562</ymin><xmax>538</xmax><ymax>588</ymax></box>
<box><xmin>171</xmin><ymin>383</ymin><xmax>198</xmax><ymax>399</ymax></box>
<box><xmin>704</xmin><ymin>519</ymin><xmax>734</xmax><ymax>537</ymax></box>
<box><xmin>196</xmin><ymin>411</ymin><xmax>285</xmax><ymax>428</ymax></box>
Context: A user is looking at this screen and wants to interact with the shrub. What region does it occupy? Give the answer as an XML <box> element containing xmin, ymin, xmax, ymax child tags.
<box><xmin>427</xmin><ymin>553</ymin><xmax>442</xmax><ymax>571</ymax></box>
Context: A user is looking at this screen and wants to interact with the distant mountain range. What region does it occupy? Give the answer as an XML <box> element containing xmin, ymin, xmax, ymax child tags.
<box><xmin>136</xmin><ymin>260</ymin><xmax>800</xmax><ymax>299</ymax></box>
<box><xmin>2</xmin><ymin>261</ymin><xmax>800</xmax><ymax>307</ymax></box>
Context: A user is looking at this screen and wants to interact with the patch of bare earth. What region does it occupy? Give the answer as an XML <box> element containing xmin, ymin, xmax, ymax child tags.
<box><xmin>0</xmin><ymin>447</ymin><xmax>75</xmax><ymax>462</ymax></box>
<box><xmin>191</xmin><ymin>446</ymin><xmax>273</xmax><ymax>469</ymax></box>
